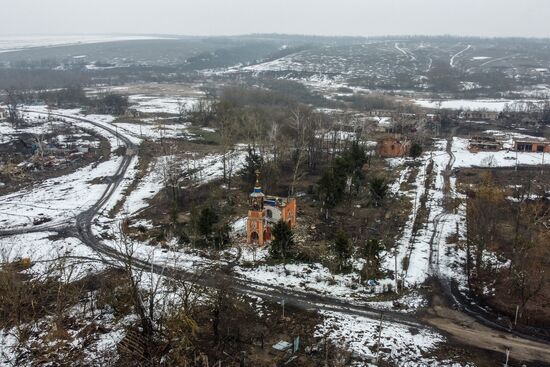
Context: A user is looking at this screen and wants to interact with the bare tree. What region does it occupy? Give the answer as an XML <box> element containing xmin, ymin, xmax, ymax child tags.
<box><xmin>33</xmin><ymin>134</ymin><xmax>45</xmax><ymax>159</ymax></box>
<box><xmin>110</xmin><ymin>224</ymin><xmax>156</xmax><ymax>342</ymax></box>
<box><xmin>5</xmin><ymin>88</ymin><xmax>21</xmax><ymax>128</ymax></box>
<box><xmin>157</xmin><ymin>152</ymin><xmax>182</xmax><ymax>226</ymax></box>
<box><xmin>289</xmin><ymin>106</ymin><xmax>311</xmax><ymax>196</ymax></box>
<box><xmin>215</xmin><ymin>102</ymin><xmax>238</xmax><ymax>188</ymax></box>
<box><xmin>176</xmin><ymin>98</ymin><xmax>187</xmax><ymax>122</ymax></box>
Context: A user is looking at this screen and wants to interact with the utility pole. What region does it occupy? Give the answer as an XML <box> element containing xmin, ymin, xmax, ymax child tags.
<box><xmin>394</xmin><ymin>251</ymin><xmax>399</xmax><ymax>293</ymax></box>
<box><xmin>541</xmin><ymin>149</ymin><xmax>545</xmax><ymax>175</ymax></box>
<box><xmin>436</xmin><ymin>227</ymin><xmax>440</xmax><ymax>271</ymax></box>
<box><xmin>514</xmin><ymin>305</ymin><xmax>520</xmax><ymax>326</ymax></box>
<box><xmin>376</xmin><ymin>313</ymin><xmax>384</xmax><ymax>364</ymax></box>
<box><xmin>324</xmin><ymin>336</ymin><xmax>328</xmax><ymax>366</ymax></box>
<box><xmin>504</xmin><ymin>348</ymin><xmax>510</xmax><ymax>367</ymax></box>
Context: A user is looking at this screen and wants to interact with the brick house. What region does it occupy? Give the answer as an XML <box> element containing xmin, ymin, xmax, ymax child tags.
<box><xmin>377</xmin><ymin>136</ymin><xmax>411</xmax><ymax>158</ymax></box>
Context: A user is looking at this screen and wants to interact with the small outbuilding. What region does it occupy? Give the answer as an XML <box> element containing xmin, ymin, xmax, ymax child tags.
<box><xmin>514</xmin><ymin>139</ymin><xmax>550</xmax><ymax>153</ymax></box>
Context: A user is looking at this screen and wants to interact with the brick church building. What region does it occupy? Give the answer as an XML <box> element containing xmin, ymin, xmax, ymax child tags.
<box><xmin>246</xmin><ymin>174</ymin><xmax>297</xmax><ymax>245</ymax></box>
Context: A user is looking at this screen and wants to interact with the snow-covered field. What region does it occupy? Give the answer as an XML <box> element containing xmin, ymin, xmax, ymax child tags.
<box><xmin>129</xmin><ymin>95</ymin><xmax>201</xmax><ymax>114</ymax></box>
<box><xmin>19</xmin><ymin>106</ymin><xmax>138</xmax><ymax>149</ymax></box>
<box><xmin>0</xmin><ymin>156</ymin><xmax>124</xmax><ymax>230</ymax></box>
<box><xmin>452</xmin><ymin>137</ymin><xmax>547</xmax><ymax>168</ymax></box>
<box><xmin>115</xmin><ymin>120</ymin><xmax>195</xmax><ymax>141</ymax></box>
<box><xmin>0</xmin><ymin>35</ymin><xmax>171</xmax><ymax>53</ymax></box>
<box><xmin>414</xmin><ymin>98</ymin><xmax>547</xmax><ymax>111</ymax></box>
<box><xmin>316</xmin><ymin>311</ymin><xmax>446</xmax><ymax>366</ymax></box>
<box><xmin>96</xmin><ymin>148</ymin><xmax>248</xmax><ymax>221</ymax></box>
<box><xmin>0</xmin><ymin>110</ymin><xmax>85</xmax><ymax>143</ymax></box>
<box><xmin>0</xmin><ymin>232</ymin><xmax>104</xmax><ymax>281</ymax></box>
<box><xmin>236</xmin><ymin>261</ymin><xmax>370</xmax><ymax>301</ymax></box>
<box><xmin>0</xmin><ymin>109</ymin><xmax>138</xmax><ymax>258</ymax></box>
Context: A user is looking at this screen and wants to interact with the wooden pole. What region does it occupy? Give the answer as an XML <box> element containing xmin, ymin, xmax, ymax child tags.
<box><xmin>324</xmin><ymin>336</ymin><xmax>328</xmax><ymax>366</ymax></box>
<box><xmin>376</xmin><ymin>313</ymin><xmax>384</xmax><ymax>364</ymax></box>
<box><xmin>541</xmin><ymin>150</ymin><xmax>545</xmax><ymax>175</ymax></box>
<box><xmin>394</xmin><ymin>251</ymin><xmax>398</xmax><ymax>293</ymax></box>
<box><xmin>504</xmin><ymin>348</ymin><xmax>510</xmax><ymax>367</ymax></box>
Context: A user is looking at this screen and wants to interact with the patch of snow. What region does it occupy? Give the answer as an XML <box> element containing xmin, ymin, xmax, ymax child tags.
<box><xmin>413</xmin><ymin>99</ymin><xmax>546</xmax><ymax>112</ymax></box>
<box><xmin>316</xmin><ymin>311</ymin><xmax>445</xmax><ymax>365</ymax></box>
<box><xmin>0</xmin><ymin>156</ymin><xmax>124</xmax><ymax>230</ymax></box>
<box><xmin>452</xmin><ymin>137</ymin><xmax>547</xmax><ymax>168</ymax></box>
<box><xmin>0</xmin><ymin>35</ymin><xmax>174</xmax><ymax>53</ymax></box>
<box><xmin>0</xmin><ymin>232</ymin><xmax>104</xmax><ymax>280</ymax></box>
<box><xmin>128</xmin><ymin>95</ymin><xmax>201</xmax><ymax>115</ymax></box>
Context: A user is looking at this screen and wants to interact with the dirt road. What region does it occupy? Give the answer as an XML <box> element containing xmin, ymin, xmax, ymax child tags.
<box><xmin>425</xmin><ymin>295</ymin><xmax>550</xmax><ymax>364</ymax></box>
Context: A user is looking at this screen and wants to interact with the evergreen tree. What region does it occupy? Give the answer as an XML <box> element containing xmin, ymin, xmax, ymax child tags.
<box><xmin>361</xmin><ymin>238</ymin><xmax>385</xmax><ymax>281</ymax></box>
<box><xmin>333</xmin><ymin>230</ymin><xmax>353</xmax><ymax>272</ymax></box>
<box><xmin>241</xmin><ymin>145</ymin><xmax>263</xmax><ymax>188</ymax></box>
<box><xmin>317</xmin><ymin>168</ymin><xmax>346</xmax><ymax>218</ymax></box>
<box><xmin>197</xmin><ymin>207</ymin><xmax>218</xmax><ymax>238</ymax></box>
<box><xmin>317</xmin><ymin>143</ymin><xmax>368</xmax><ymax>217</ymax></box>
<box><xmin>369</xmin><ymin>177</ymin><xmax>389</xmax><ymax>207</ymax></box>
<box><xmin>191</xmin><ymin>206</ymin><xmax>230</xmax><ymax>249</ymax></box>
<box><xmin>409</xmin><ymin>142</ymin><xmax>423</xmax><ymax>159</ymax></box>
<box><xmin>335</xmin><ymin>141</ymin><xmax>368</xmax><ymax>193</ymax></box>
<box><xmin>269</xmin><ymin>220</ymin><xmax>294</xmax><ymax>260</ymax></box>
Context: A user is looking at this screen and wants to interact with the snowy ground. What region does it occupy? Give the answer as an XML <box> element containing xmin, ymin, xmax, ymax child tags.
<box><xmin>0</xmin><ymin>110</ymin><xmax>82</xmax><ymax>143</ymax></box>
<box><xmin>0</xmin><ymin>109</ymin><xmax>133</xmax><ymax>274</ymax></box>
<box><xmin>413</xmin><ymin>98</ymin><xmax>547</xmax><ymax>111</ymax></box>
<box><xmin>128</xmin><ymin>95</ymin><xmax>201</xmax><ymax>114</ymax></box>
<box><xmin>316</xmin><ymin>311</ymin><xmax>449</xmax><ymax>366</ymax></box>
<box><xmin>0</xmin><ymin>35</ymin><xmax>171</xmax><ymax>53</ymax></box>
<box><xmin>0</xmin><ymin>232</ymin><xmax>104</xmax><ymax>281</ymax></box>
<box><xmin>384</xmin><ymin>152</ymin><xmax>431</xmax><ymax>287</ymax></box>
<box><xmin>452</xmin><ymin>137</ymin><xmax>547</xmax><ymax>168</ymax></box>
<box><xmin>381</xmin><ymin>138</ymin><xmax>469</xmax><ymax>295</ymax></box>
<box><xmin>114</xmin><ymin>120</ymin><xmax>196</xmax><ymax>141</ymax></box>
<box><xmin>20</xmin><ymin>106</ymin><xmax>137</xmax><ymax>149</ymax></box>
<box><xmin>0</xmin><ymin>308</ymin><xmax>127</xmax><ymax>366</ymax></box>
<box><xmin>385</xmin><ymin>137</ymin><xmax>485</xmax><ymax>295</ymax></box>
<box><xmin>95</xmin><ymin>148</ymin><xmax>248</xmax><ymax>221</ymax></box>
<box><xmin>0</xmin><ymin>156</ymin><xmax>124</xmax><ymax>230</ymax></box>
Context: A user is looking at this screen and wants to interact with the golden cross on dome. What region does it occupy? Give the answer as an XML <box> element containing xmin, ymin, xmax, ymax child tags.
<box><xmin>255</xmin><ymin>169</ymin><xmax>260</xmax><ymax>186</ymax></box>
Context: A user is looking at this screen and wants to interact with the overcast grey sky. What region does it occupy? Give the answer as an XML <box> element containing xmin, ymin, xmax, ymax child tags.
<box><xmin>1</xmin><ymin>0</ymin><xmax>548</xmax><ymax>38</ymax></box>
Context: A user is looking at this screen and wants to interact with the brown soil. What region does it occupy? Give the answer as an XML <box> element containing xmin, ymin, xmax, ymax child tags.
<box><xmin>456</xmin><ymin>167</ymin><xmax>550</xmax><ymax>328</ymax></box>
<box><xmin>424</xmin><ymin>295</ymin><xmax>550</xmax><ymax>365</ymax></box>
